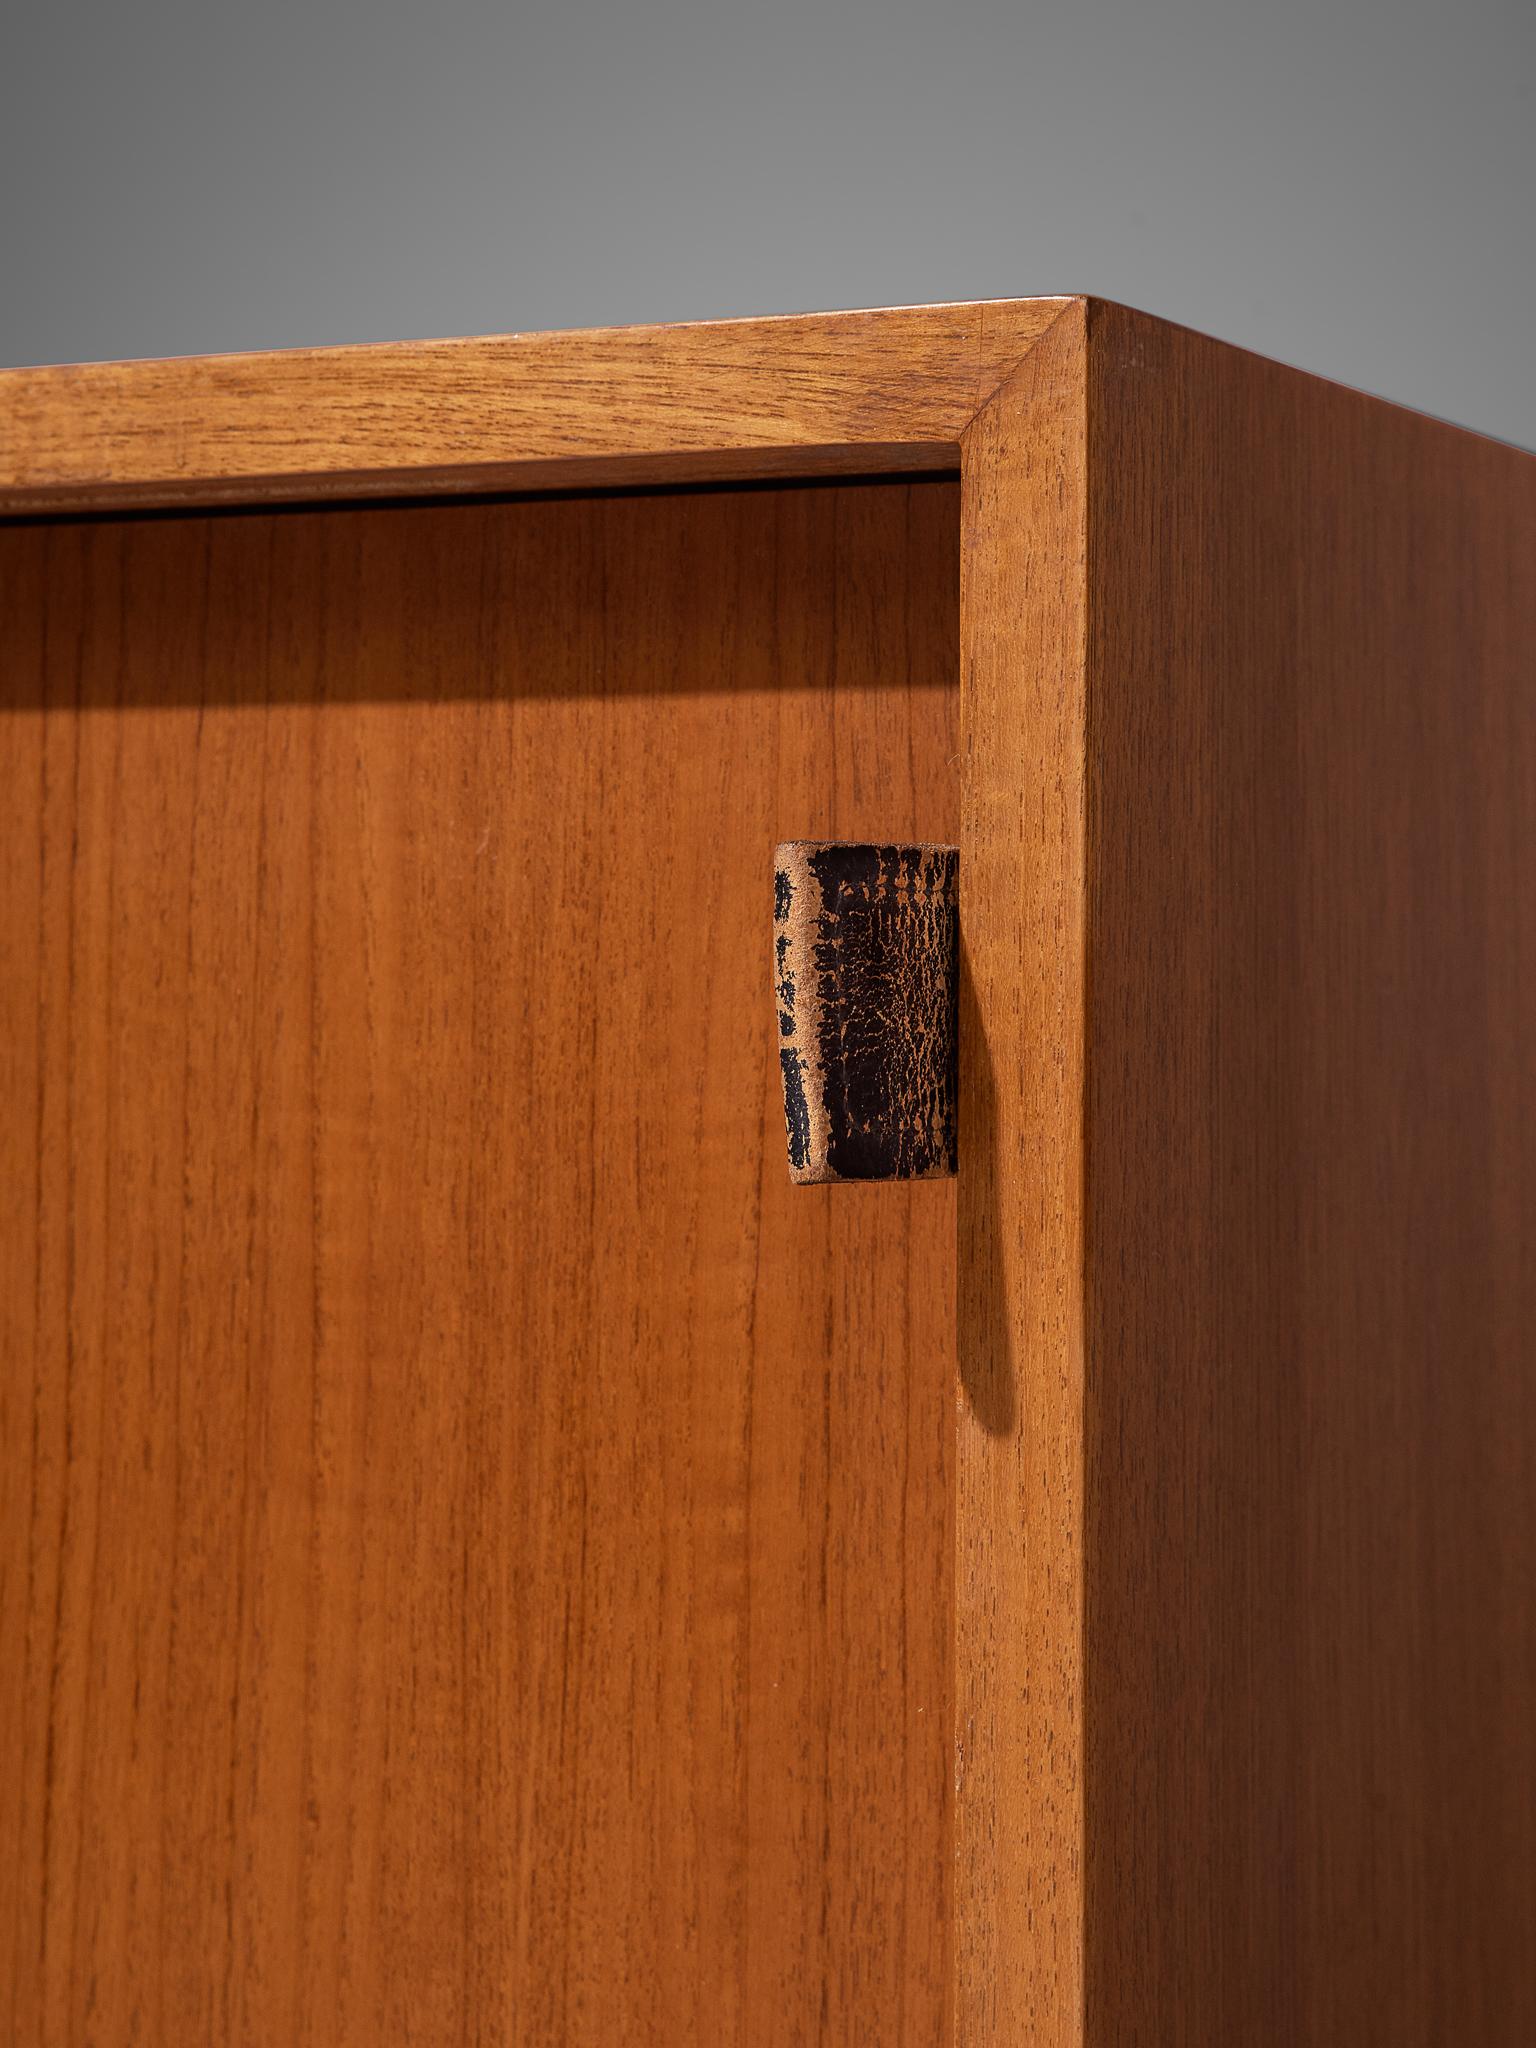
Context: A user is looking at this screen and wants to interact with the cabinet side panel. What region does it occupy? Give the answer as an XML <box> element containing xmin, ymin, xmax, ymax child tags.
<box><xmin>1085</xmin><ymin>304</ymin><xmax>1536</xmax><ymax>2043</ymax></box>
<box><xmin>0</xmin><ymin>480</ymin><xmax>959</xmax><ymax>2047</ymax></box>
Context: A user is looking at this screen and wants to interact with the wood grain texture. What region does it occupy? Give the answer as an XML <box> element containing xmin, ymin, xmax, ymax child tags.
<box><xmin>957</xmin><ymin>299</ymin><xmax>1536</xmax><ymax>2045</ymax></box>
<box><xmin>0</xmin><ymin>477</ymin><xmax>960</xmax><ymax>2046</ymax></box>
<box><xmin>0</xmin><ymin>299</ymin><xmax>1069</xmax><ymax>514</ymax></box>
<box><xmin>772</xmin><ymin>840</ymin><xmax>958</xmax><ymax>1184</ymax></box>
<box><xmin>7</xmin><ymin>295</ymin><xmax>1536</xmax><ymax>2048</ymax></box>
<box><xmin>955</xmin><ymin>301</ymin><xmax>1089</xmax><ymax>2048</ymax></box>
<box><xmin>1081</xmin><ymin>301</ymin><xmax>1536</xmax><ymax>2044</ymax></box>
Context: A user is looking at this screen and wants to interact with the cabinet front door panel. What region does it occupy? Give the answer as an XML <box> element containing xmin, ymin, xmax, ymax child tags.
<box><xmin>0</xmin><ymin>481</ymin><xmax>959</xmax><ymax>2046</ymax></box>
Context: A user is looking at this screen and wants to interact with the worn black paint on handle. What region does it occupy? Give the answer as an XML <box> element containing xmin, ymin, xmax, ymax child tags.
<box><xmin>773</xmin><ymin>840</ymin><xmax>958</xmax><ymax>1184</ymax></box>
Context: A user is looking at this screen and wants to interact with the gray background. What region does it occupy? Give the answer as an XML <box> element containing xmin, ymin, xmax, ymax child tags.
<box><xmin>3</xmin><ymin>0</ymin><xmax>1533</xmax><ymax>447</ymax></box>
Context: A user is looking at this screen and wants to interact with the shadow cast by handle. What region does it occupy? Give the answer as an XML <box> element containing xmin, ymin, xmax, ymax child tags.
<box><xmin>958</xmin><ymin>939</ymin><xmax>1018</xmax><ymax>1437</ymax></box>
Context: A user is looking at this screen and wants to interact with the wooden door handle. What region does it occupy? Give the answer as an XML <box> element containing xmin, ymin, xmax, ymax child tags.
<box><xmin>772</xmin><ymin>841</ymin><xmax>958</xmax><ymax>1183</ymax></box>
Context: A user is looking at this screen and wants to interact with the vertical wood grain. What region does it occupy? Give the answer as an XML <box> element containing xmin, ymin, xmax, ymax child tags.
<box><xmin>956</xmin><ymin>303</ymin><xmax>1089</xmax><ymax>2048</ymax></box>
<box><xmin>0</xmin><ymin>478</ymin><xmax>960</xmax><ymax>2046</ymax></box>
<box><xmin>1083</xmin><ymin>305</ymin><xmax>1536</xmax><ymax>2043</ymax></box>
<box><xmin>8</xmin><ymin>296</ymin><xmax>1536</xmax><ymax>2048</ymax></box>
<box><xmin>955</xmin><ymin>298</ymin><xmax>1536</xmax><ymax>2047</ymax></box>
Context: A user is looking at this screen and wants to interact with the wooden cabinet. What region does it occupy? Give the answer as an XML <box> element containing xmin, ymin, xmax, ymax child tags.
<box><xmin>3</xmin><ymin>299</ymin><xmax>1535</xmax><ymax>2044</ymax></box>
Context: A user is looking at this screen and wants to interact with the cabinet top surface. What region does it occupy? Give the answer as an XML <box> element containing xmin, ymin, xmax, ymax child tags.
<box><xmin>0</xmin><ymin>297</ymin><xmax>1076</xmax><ymax>515</ymax></box>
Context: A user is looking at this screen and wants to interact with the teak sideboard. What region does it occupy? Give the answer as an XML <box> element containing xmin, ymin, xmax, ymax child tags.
<box><xmin>2</xmin><ymin>299</ymin><xmax>1534</xmax><ymax>2045</ymax></box>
